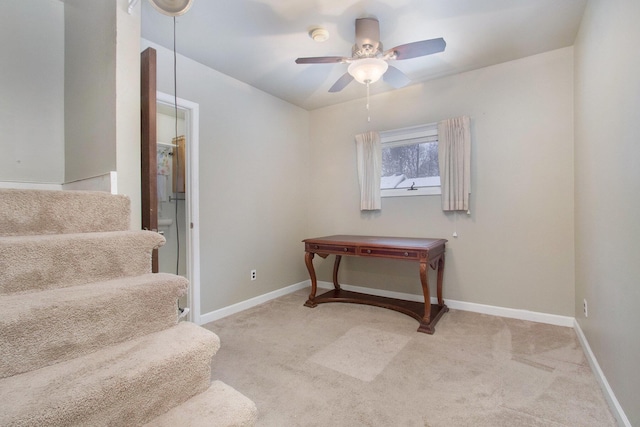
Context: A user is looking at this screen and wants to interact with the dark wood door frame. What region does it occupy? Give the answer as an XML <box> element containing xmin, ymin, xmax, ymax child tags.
<box><xmin>141</xmin><ymin>47</ymin><xmax>158</xmax><ymax>272</ymax></box>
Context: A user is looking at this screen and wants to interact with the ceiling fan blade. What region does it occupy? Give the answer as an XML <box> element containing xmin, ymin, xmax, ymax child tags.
<box><xmin>386</xmin><ymin>38</ymin><xmax>446</xmax><ymax>60</ymax></box>
<box><xmin>328</xmin><ymin>73</ymin><xmax>354</xmax><ymax>93</ymax></box>
<box><xmin>383</xmin><ymin>66</ymin><xmax>411</xmax><ymax>89</ymax></box>
<box><xmin>355</xmin><ymin>17</ymin><xmax>381</xmax><ymax>51</ymax></box>
<box><xmin>295</xmin><ymin>56</ymin><xmax>348</xmax><ymax>64</ymax></box>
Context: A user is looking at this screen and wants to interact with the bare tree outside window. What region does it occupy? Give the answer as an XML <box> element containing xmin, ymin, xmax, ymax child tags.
<box><xmin>382</xmin><ymin>142</ymin><xmax>439</xmax><ymax>182</ymax></box>
<box><xmin>379</xmin><ymin>124</ymin><xmax>441</xmax><ymax>195</ymax></box>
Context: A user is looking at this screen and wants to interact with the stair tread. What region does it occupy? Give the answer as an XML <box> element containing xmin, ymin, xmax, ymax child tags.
<box><xmin>0</xmin><ymin>230</ymin><xmax>165</xmax><ymax>294</ymax></box>
<box><xmin>0</xmin><ymin>322</ymin><xmax>220</xmax><ymax>427</ymax></box>
<box><xmin>1</xmin><ymin>273</ymin><xmax>189</xmax><ymax>378</ymax></box>
<box><xmin>146</xmin><ymin>380</ymin><xmax>258</xmax><ymax>427</ymax></box>
<box><xmin>0</xmin><ymin>189</ymin><xmax>257</xmax><ymax>426</ymax></box>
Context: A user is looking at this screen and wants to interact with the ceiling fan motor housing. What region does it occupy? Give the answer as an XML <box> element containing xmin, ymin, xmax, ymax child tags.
<box><xmin>355</xmin><ymin>18</ymin><xmax>381</xmax><ymax>57</ymax></box>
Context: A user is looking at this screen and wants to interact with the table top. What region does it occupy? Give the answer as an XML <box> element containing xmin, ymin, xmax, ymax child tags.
<box><xmin>303</xmin><ymin>235</ymin><xmax>447</xmax><ymax>250</ymax></box>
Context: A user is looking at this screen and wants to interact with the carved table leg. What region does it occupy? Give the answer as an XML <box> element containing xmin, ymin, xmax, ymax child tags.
<box><xmin>418</xmin><ymin>260</ymin><xmax>433</xmax><ymax>333</ymax></box>
<box><xmin>304</xmin><ymin>252</ymin><xmax>318</xmax><ymax>307</ymax></box>
<box><xmin>332</xmin><ymin>255</ymin><xmax>342</xmax><ymax>290</ymax></box>
<box><xmin>436</xmin><ymin>254</ymin><xmax>445</xmax><ymax>306</ymax></box>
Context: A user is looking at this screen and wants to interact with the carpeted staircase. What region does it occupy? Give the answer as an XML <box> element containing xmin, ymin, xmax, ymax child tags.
<box><xmin>0</xmin><ymin>188</ymin><xmax>257</xmax><ymax>426</ymax></box>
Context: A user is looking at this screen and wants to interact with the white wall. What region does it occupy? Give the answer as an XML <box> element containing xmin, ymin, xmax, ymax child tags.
<box><xmin>115</xmin><ymin>0</ymin><xmax>142</xmax><ymax>228</ymax></box>
<box><xmin>308</xmin><ymin>48</ymin><xmax>575</xmax><ymax>317</ymax></box>
<box><xmin>0</xmin><ymin>0</ymin><xmax>140</xmax><ymax>216</ymax></box>
<box><xmin>0</xmin><ymin>0</ymin><xmax>64</xmax><ymax>184</ymax></box>
<box><xmin>64</xmin><ymin>0</ymin><xmax>117</xmax><ymax>183</ymax></box>
<box><xmin>141</xmin><ymin>39</ymin><xmax>310</xmax><ymax>314</ymax></box>
<box><xmin>574</xmin><ymin>0</ymin><xmax>640</xmax><ymax>424</ymax></box>
<box><xmin>63</xmin><ymin>0</ymin><xmax>141</xmax><ymax>226</ymax></box>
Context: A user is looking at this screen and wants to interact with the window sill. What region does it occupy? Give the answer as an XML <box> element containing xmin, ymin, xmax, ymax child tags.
<box><xmin>381</xmin><ymin>187</ymin><xmax>441</xmax><ymax>198</ymax></box>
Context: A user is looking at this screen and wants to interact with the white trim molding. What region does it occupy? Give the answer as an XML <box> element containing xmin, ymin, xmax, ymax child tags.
<box><xmin>2</xmin><ymin>172</ymin><xmax>118</xmax><ymax>193</ymax></box>
<box><xmin>200</xmin><ymin>279</ymin><xmax>574</xmax><ymax>328</ymax></box>
<box><xmin>0</xmin><ymin>181</ymin><xmax>62</xmax><ymax>190</ymax></box>
<box><xmin>315</xmin><ymin>281</ymin><xmax>574</xmax><ymax>327</ymax></box>
<box><xmin>156</xmin><ymin>91</ymin><xmax>201</xmax><ymax>325</ymax></box>
<box><xmin>199</xmin><ymin>280</ymin><xmax>310</xmax><ymax>325</ymax></box>
<box><xmin>574</xmin><ymin>320</ymin><xmax>631</xmax><ymax>427</ymax></box>
<box><xmin>62</xmin><ymin>171</ymin><xmax>117</xmax><ymax>193</ymax></box>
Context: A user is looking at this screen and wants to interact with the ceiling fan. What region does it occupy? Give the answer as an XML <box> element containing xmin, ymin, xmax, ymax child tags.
<box><xmin>296</xmin><ymin>17</ymin><xmax>446</xmax><ymax>93</ymax></box>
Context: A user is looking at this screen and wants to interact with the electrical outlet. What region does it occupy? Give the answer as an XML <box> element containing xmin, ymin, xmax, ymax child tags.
<box><xmin>583</xmin><ymin>298</ymin><xmax>588</xmax><ymax>318</ymax></box>
<box><xmin>250</xmin><ymin>269</ymin><xmax>257</xmax><ymax>281</ymax></box>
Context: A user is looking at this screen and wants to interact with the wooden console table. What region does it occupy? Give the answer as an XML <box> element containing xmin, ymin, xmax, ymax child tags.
<box><xmin>303</xmin><ymin>235</ymin><xmax>448</xmax><ymax>334</ymax></box>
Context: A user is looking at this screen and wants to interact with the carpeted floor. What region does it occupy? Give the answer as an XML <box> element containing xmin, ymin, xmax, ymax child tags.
<box><xmin>205</xmin><ymin>289</ymin><xmax>616</xmax><ymax>426</ymax></box>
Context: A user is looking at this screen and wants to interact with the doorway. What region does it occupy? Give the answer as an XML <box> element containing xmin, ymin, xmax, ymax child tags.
<box><xmin>156</xmin><ymin>91</ymin><xmax>201</xmax><ymax>324</ymax></box>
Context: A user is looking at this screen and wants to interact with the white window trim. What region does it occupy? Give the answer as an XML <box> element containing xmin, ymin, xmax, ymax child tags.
<box><xmin>380</xmin><ymin>123</ymin><xmax>441</xmax><ymax>198</ymax></box>
<box><xmin>381</xmin><ymin>186</ymin><xmax>441</xmax><ymax>198</ymax></box>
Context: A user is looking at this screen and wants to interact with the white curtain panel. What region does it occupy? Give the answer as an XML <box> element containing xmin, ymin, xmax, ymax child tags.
<box><xmin>438</xmin><ymin>116</ymin><xmax>471</xmax><ymax>212</ymax></box>
<box><xmin>354</xmin><ymin>131</ymin><xmax>382</xmax><ymax>211</ymax></box>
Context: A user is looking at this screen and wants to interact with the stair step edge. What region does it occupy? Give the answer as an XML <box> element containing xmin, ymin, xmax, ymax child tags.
<box><xmin>145</xmin><ymin>380</ymin><xmax>258</xmax><ymax>427</ymax></box>
<box><xmin>0</xmin><ymin>230</ymin><xmax>165</xmax><ymax>295</ymax></box>
<box><xmin>0</xmin><ymin>273</ymin><xmax>189</xmax><ymax>378</ymax></box>
<box><xmin>0</xmin><ymin>322</ymin><xmax>220</xmax><ymax>427</ymax></box>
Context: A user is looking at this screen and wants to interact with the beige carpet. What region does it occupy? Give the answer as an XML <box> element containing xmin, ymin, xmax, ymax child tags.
<box><xmin>0</xmin><ymin>188</ymin><xmax>257</xmax><ymax>426</ymax></box>
<box><xmin>205</xmin><ymin>289</ymin><xmax>616</xmax><ymax>426</ymax></box>
<box><xmin>309</xmin><ymin>325</ymin><xmax>411</xmax><ymax>382</ymax></box>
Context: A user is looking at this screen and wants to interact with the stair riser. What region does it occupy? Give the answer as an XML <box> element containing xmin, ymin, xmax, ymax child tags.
<box><xmin>0</xmin><ymin>189</ymin><xmax>130</xmax><ymax>237</ymax></box>
<box><xmin>82</xmin><ymin>350</ymin><xmax>213</xmax><ymax>427</ymax></box>
<box><xmin>0</xmin><ymin>230</ymin><xmax>165</xmax><ymax>294</ymax></box>
<box><xmin>145</xmin><ymin>381</ymin><xmax>259</xmax><ymax>427</ymax></box>
<box><xmin>0</xmin><ymin>273</ymin><xmax>188</xmax><ymax>379</ymax></box>
<box><xmin>0</xmin><ymin>323</ymin><xmax>220</xmax><ymax>427</ymax></box>
<box><xmin>0</xmin><ymin>189</ymin><xmax>257</xmax><ymax>426</ymax></box>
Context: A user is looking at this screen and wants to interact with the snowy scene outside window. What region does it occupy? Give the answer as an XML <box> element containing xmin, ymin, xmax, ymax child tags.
<box><xmin>379</xmin><ymin>123</ymin><xmax>441</xmax><ymax>197</ymax></box>
<box><xmin>381</xmin><ymin>142</ymin><xmax>440</xmax><ymax>189</ymax></box>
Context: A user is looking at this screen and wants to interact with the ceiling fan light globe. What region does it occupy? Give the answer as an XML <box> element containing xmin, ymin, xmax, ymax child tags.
<box><xmin>148</xmin><ymin>0</ymin><xmax>193</xmax><ymax>16</ymax></box>
<box><xmin>348</xmin><ymin>58</ymin><xmax>388</xmax><ymax>84</ymax></box>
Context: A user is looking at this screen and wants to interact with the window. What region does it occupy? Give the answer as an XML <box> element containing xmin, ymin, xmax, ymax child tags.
<box><xmin>379</xmin><ymin>123</ymin><xmax>441</xmax><ymax>197</ymax></box>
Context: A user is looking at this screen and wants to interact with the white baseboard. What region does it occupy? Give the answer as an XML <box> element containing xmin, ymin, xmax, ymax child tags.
<box><xmin>62</xmin><ymin>171</ymin><xmax>117</xmax><ymax>193</ymax></box>
<box><xmin>200</xmin><ymin>279</ymin><xmax>574</xmax><ymax>328</ymax></box>
<box><xmin>1</xmin><ymin>172</ymin><xmax>117</xmax><ymax>194</ymax></box>
<box><xmin>198</xmin><ymin>280</ymin><xmax>310</xmax><ymax>325</ymax></box>
<box><xmin>444</xmin><ymin>298</ymin><xmax>574</xmax><ymax>327</ymax></box>
<box><xmin>317</xmin><ymin>281</ymin><xmax>575</xmax><ymax>327</ymax></box>
<box><xmin>574</xmin><ymin>320</ymin><xmax>631</xmax><ymax>427</ymax></box>
<box><xmin>0</xmin><ymin>181</ymin><xmax>62</xmax><ymax>190</ymax></box>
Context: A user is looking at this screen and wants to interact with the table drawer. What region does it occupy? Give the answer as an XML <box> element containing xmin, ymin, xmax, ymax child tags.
<box><xmin>359</xmin><ymin>247</ymin><xmax>420</xmax><ymax>260</ymax></box>
<box><xmin>306</xmin><ymin>243</ymin><xmax>356</xmax><ymax>255</ymax></box>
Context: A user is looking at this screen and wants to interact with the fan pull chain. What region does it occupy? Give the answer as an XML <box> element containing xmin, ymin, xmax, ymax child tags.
<box><xmin>366</xmin><ymin>81</ymin><xmax>371</xmax><ymax>122</ymax></box>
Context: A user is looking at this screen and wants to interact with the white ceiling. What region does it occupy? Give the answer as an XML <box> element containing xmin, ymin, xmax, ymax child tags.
<box><xmin>141</xmin><ymin>0</ymin><xmax>587</xmax><ymax>111</ymax></box>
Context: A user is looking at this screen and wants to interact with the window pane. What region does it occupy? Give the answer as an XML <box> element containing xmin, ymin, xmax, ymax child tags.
<box><xmin>381</xmin><ymin>142</ymin><xmax>439</xmax><ymax>189</ymax></box>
